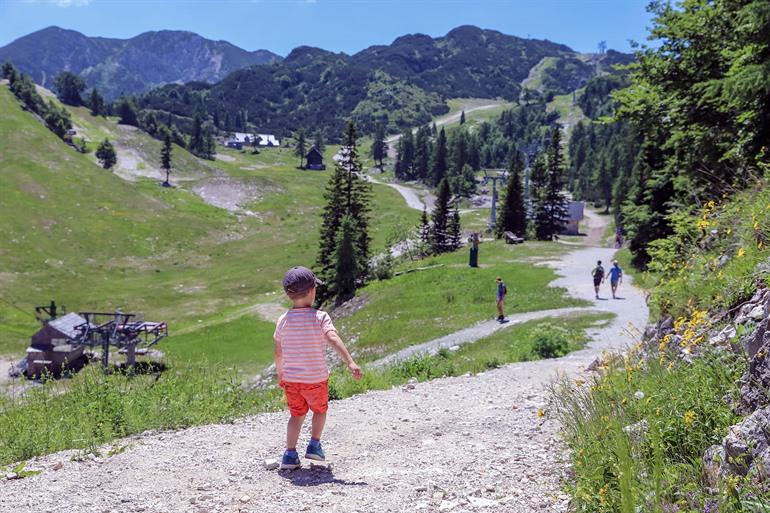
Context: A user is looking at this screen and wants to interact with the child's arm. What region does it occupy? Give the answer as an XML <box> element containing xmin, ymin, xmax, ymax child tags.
<box><xmin>274</xmin><ymin>336</ymin><xmax>284</xmax><ymax>386</ymax></box>
<box><xmin>325</xmin><ymin>330</ymin><xmax>363</xmax><ymax>380</ymax></box>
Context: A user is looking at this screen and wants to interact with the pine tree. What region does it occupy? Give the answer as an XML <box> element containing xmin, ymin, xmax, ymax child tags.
<box><xmin>430</xmin><ymin>178</ymin><xmax>451</xmax><ymax>253</ymax></box>
<box><xmin>372</xmin><ymin>124</ymin><xmax>387</xmax><ymax>170</ymax></box>
<box><xmin>417</xmin><ymin>206</ymin><xmax>432</xmax><ymax>256</ymax></box>
<box><xmin>294</xmin><ymin>128</ymin><xmax>307</xmax><ymax>168</ymax></box>
<box><xmin>115</xmin><ymin>97</ymin><xmax>139</xmax><ymax>126</ymax></box>
<box><xmin>496</xmin><ymin>151</ymin><xmax>527</xmax><ymax>238</ymax></box>
<box><xmin>535</xmin><ymin>127</ymin><xmax>569</xmax><ymax>240</ymax></box>
<box><xmin>314</xmin><ymin>129</ymin><xmax>325</xmax><ymax>154</ymax></box>
<box><xmin>53</xmin><ymin>71</ymin><xmax>85</xmax><ymax>106</ymax></box>
<box><xmin>530</xmin><ymin>153</ymin><xmax>550</xmax><ymax>239</ymax></box>
<box><xmin>414</xmin><ymin>125</ymin><xmax>432</xmax><ymax>182</ymax></box>
<box><xmin>395</xmin><ymin>128</ymin><xmax>415</xmax><ymax>180</ymax></box>
<box><xmin>160</xmin><ymin>128</ymin><xmax>173</xmax><ymax>187</ymax></box>
<box><xmin>447</xmin><ymin>204</ymin><xmax>462</xmax><ymax>251</ymax></box>
<box><xmin>95</xmin><ymin>138</ymin><xmax>117</xmax><ymax>169</ymax></box>
<box><xmin>431</xmin><ymin>127</ymin><xmax>448</xmax><ymax>186</ymax></box>
<box><xmin>203</xmin><ymin>124</ymin><xmax>216</xmax><ymax>160</ymax></box>
<box><xmin>88</xmin><ymin>88</ymin><xmax>105</xmax><ymax>116</ymax></box>
<box><xmin>188</xmin><ymin>113</ymin><xmax>204</xmax><ymax>156</ymax></box>
<box><xmin>316</xmin><ymin>121</ymin><xmax>371</xmax><ymax>304</ymax></box>
<box><xmin>593</xmin><ymin>154</ymin><xmax>613</xmax><ymax>213</ymax></box>
<box><xmin>333</xmin><ymin>216</ymin><xmax>359</xmax><ymax>305</ymax></box>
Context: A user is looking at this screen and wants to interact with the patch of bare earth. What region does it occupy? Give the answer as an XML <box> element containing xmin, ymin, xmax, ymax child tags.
<box><xmin>191</xmin><ymin>177</ymin><xmax>272</xmax><ymax>215</ymax></box>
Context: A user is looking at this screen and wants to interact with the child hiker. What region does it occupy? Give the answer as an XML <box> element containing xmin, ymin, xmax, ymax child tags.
<box><xmin>274</xmin><ymin>266</ymin><xmax>362</xmax><ymax>470</ymax></box>
<box><xmin>495</xmin><ymin>276</ymin><xmax>507</xmax><ymax>322</ymax></box>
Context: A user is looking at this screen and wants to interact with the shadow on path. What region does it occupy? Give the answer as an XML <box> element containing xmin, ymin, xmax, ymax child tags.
<box><xmin>278</xmin><ymin>468</ymin><xmax>368</xmax><ymax>488</ymax></box>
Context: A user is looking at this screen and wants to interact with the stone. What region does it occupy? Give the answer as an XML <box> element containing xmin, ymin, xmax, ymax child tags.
<box><xmin>6</xmin><ymin>473</ymin><xmax>18</xmax><ymax>480</ymax></box>
<box><xmin>750</xmin><ymin>305</ymin><xmax>766</xmax><ymax>321</ymax></box>
<box><xmin>702</xmin><ymin>445</ymin><xmax>726</xmax><ymax>488</ymax></box>
<box><xmin>585</xmin><ymin>358</ymin><xmax>601</xmax><ymax>372</ymax></box>
<box><xmin>723</xmin><ymin>406</ymin><xmax>770</xmax><ymax>476</ymax></box>
<box><xmin>239</xmin><ymin>495</ymin><xmax>250</xmax><ymax>503</ymax></box>
<box><xmin>467</xmin><ymin>496</ymin><xmax>498</xmax><ymax>508</ymax></box>
<box><xmin>449</xmin><ymin>345</ymin><xmax>460</xmax><ymax>352</ymax></box>
<box><xmin>263</xmin><ymin>459</ymin><xmax>280</xmax><ymax>471</ymax></box>
<box><xmin>741</xmin><ymin>317</ymin><xmax>769</xmax><ymax>359</ymax></box>
<box><xmin>622</xmin><ymin>419</ymin><xmax>648</xmax><ymax>444</ymax></box>
<box><xmin>438</xmin><ymin>500</ymin><xmax>458</xmax><ymax>511</ymax></box>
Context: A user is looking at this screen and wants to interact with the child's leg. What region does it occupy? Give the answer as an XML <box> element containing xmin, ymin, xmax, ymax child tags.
<box><xmin>286</xmin><ymin>414</ymin><xmax>305</xmax><ymax>450</ymax></box>
<box><xmin>311</xmin><ymin>412</ymin><xmax>327</xmax><ymax>441</ymax></box>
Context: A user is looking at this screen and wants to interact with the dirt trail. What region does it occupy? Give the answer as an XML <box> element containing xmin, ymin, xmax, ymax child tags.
<box><xmin>0</xmin><ymin>216</ymin><xmax>648</xmax><ymax>513</ymax></box>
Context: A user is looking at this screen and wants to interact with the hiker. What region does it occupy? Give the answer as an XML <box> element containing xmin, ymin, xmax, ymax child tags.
<box><xmin>614</xmin><ymin>229</ymin><xmax>623</xmax><ymax>249</ymax></box>
<box><xmin>591</xmin><ymin>260</ymin><xmax>605</xmax><ymax>299</ymax></box>
<box><xmin>495</xmin><ymin>276</ymin><xmax>507</xmax><ymax>322</ymax></box>
<box><xmin>274</xmin><ymin>266</ymin><xmax>362</xmax><ymax>470</ymax></box>
<box><xmin>469</xmin><ymin>232</ymin><xmax>480</xmax><ymax>267</ymax></box>
<box><xmin>608</xmin><ymin>260</ymin><xmax>623</xmax><ymax>299</ymax></box>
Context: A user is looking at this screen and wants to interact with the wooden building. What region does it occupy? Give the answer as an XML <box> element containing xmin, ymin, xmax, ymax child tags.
<box><xmin>26</xmin><ymin>312</ymin><xmax>89</xmax><ymax>377</ymax></box>
<box><xmin>305</xmin><ymin>146</ymin><xmax>326</xmax><ymax>170</ymax></box>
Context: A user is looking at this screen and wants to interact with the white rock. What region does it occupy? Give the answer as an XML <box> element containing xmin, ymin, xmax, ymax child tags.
<box><xmin>439</xmin><ymin>500</ymin><xmax>458</xmax><ymax>511</ymax></box>
<box><xmin>449</xmin><ymin>345</ymin><xmax>461</xmax><ymax>352</ymax></box>
<box><xmin>263</xmin><ymin>459</ymin><xmax>280</xmax><ymax>471</ymax></box>
<box><xmin>468</xmin><ymin>496</ymin><xmax>498</xmax><ymax>508</ymax></box>
<box><xmin>750</xmin><ymin>305</ymin><xmax>765</xmax><ymax>321</ymax></box>
<box><xmin>239</xmin><ymin>495</ymin><xmax>250</xmax><ymax>503</ymax></box>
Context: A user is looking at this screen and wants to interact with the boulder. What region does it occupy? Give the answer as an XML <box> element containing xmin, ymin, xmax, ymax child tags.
<box><xmin>741</xmin><ymin>317</ymin><xmax>769</xmax><ymax>359</ymax></box>
<box><xmin>722</xmin><ymin>406</ymin><xmax>770</xmax><ymax>478</ymax></box>
<box><xmin>737</xmin><ymin>326</ymin><xmax>770</xmax><ymax>414</ymax></box>
<box><xmin>703</xmin><ymin>444</ymin><xmax>726</xmax><ymax>489</ymax></box>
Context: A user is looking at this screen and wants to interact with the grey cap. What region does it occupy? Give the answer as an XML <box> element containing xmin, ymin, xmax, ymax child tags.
<box><xmin>283</xmin><ymin>266</ymin><xmax>323</xmax><ymax>295</ymax></box>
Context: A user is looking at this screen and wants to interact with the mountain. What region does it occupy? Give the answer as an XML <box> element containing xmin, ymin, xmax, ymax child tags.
<box><xmin>138</xmin><ymin>25</ymin><xmax>616</xmax><ymax>139</ymax></box>
<box><xmin>0</xmin><ymin>26</ymin><xmax>281</xmax><ymax>99</ymax></box>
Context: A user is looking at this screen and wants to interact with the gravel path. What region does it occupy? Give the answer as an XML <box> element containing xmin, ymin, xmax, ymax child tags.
<box><xmin>0</xmin><ymin>226</ymin><xmax>648</xmax><ymax>513</ymax></box>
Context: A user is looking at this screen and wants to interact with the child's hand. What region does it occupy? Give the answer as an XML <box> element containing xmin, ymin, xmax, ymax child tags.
<box><xmin>348</xmin><ymin>362</ymin><xmax>363</xmax><ymax>380</ymax></box>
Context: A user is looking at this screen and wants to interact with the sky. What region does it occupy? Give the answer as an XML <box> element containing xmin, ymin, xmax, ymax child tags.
<box><xmin>0</xmin><ymin>0</ymin><xmax>655</xmax><ymax>55</ymax></box>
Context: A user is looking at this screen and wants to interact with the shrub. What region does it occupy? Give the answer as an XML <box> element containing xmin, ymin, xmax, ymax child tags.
<box><xmin>531</xmin><ymin>324</ymin><xmax>570</xmax><ymax>358</ymax></box>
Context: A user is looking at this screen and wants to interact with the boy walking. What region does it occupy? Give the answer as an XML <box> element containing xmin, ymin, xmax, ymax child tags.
<box><xmin>591</xmin><ymin>260</ymin><xmax>605</xmax><ymax>299</ymax></box>
<box><xmin>495</xmin><ymin>276</ymin><xmax>507</xmax><ymax>322</ymax></box>
<box><xmin>608</xmin><ymin>260</ymin><xmax>623</xmax><ymax>299</ymax></box>
<box><xmin>274</xmin><ymin>266</ymin><xmax>362</xmax><ymax>470</ymax></box>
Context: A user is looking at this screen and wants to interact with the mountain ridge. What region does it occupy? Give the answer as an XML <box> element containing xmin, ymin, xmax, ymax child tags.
<box><xmin>0</xmin><ymin>26</ymin><xmax>281</xmax><ymax>99</ymax></box>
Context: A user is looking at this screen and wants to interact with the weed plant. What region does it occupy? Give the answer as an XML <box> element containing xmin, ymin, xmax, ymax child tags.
<box><xmin>553</xmin><ymin>350</ymin><xmax>748</xmax><ymax>512</ymax></box>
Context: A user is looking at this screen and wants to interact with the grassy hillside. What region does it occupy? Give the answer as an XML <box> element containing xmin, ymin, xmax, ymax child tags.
<box><xmin>0</xmin><ymin>84</ymin><xmax>417</xmax><ymax>372</ymax></box>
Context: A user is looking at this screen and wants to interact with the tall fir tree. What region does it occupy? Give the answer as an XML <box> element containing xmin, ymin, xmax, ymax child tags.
<box><xmin>417</xmin><ymin>206</ymin><xmax>432</xmax><ymax>256</ymax></box>
<box><xmin>395</xmin><ymin>128</ymin><xmax>415</xmax><ymax>180</ymax></box>
<box><xmin>188</xmin><ymin>113</ymin><xmax>204</xmax><ymax>156</ymax></box>
<box><xmin>332</xmin><ymin>216</ymin><xmax>359</xmax><ymax>305</ymax></box>
<box><xmin>414</xmin><ymin>125</ymin><xmax>432</xmax><ymax>183</ymax></box>
<box><xmin>430</xmin><ymin>178</ymin><xmax>452</xmax><ymax>253</ymax></box>
<box><xmin>530</xmin><ymin>153</ymin><xmax>549</xmax><ymax>239</ymax></box>
<box><xmin>160</xmin><ymin>128</ymin><xmax>173</xmax><ymax>187</ymax></box>
<box><xmin>447</xmin><ymin>204</ymin><xmax>462</xmax><ymax>251</ymax></box>
<box><xmin>294</xmin><ymin>128</ymin><xmax>307</xmax><ymax>168</ymax></box>
<box><xmin>316</xmin><ymin>121</ymin><xmax>372</xmax><ymax>304</ymax></box>
<box><xmin>431</xmin><ymin>127</ymin><xmax>448</xmax><ymax>186</ymax></box>
<box><xmin>313</xmin><ymin>129</ymin><xmax>325</xmax><ymax>154</ymax></box>
<box><xmin>496</xmin><ymin>151</ymin><xmax>527</xmax><ymax>238</ymax></box>
<box><xmin>372</xmin><ymin>124</ymin><xmax>387</xmax><ymax>170</ymax></box>
<box><xmin>535</xmin><ymin>126</ymin><xmax>569</xmax><ymax>240</ymax></box>
<box><xmin>88</xmin><ymin>88</ymin><xmax>105</xmax><ymax>116</ymax></box>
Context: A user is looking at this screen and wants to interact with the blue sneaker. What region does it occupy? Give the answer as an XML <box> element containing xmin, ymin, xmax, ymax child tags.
<box><xmin>280</xmin><ymin>450</ymin><xmax>301</xmax><ymax>470</ymax></box>
<box><xmin>305</xmin><ymin>442</ymin><xmax>326</xmax><ymax>461</ymax></box>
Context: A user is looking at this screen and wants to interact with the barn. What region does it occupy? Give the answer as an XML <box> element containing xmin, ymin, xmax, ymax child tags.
<box><xmin>26</xmin><ymin>312</ymin><xmax>89</xmax><ymax>377</ymax></box>
<box><xmin>305</xmin><ymin>146</ymin><xmax>326</xmax><ymax>170</ymax></box>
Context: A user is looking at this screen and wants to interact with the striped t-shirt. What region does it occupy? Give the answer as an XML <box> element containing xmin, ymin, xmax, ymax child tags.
<box><xmin>274</xmin><ymin>307</ymin><xmax>336</xmax><ymax>384</ymax></box>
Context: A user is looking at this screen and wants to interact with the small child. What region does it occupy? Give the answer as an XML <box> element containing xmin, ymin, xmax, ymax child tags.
<box><xmin>274</xmin><ymin>266</ymin><xmax>362</xmax><ymax>470</ymax></box>
<box><xmin>495</xmin><ymin>276</ymin><xmax>507</xmax><ymax>322</ymax></box>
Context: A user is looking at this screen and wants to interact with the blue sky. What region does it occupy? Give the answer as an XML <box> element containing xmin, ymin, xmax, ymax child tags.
<box><xmin>0</xmin><ymin>0</ymin><xmax>654</xmax><ymax>55</ymax></box>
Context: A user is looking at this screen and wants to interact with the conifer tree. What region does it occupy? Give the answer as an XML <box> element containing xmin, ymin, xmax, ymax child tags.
<box><xmin>431</xmin><ymin>127</ymin><xmax>448</xmax><ymax>186</ymax></box>
<box><xmin>316</xmin><ymin>121</ymin><xmax>371</xmax><ymax>304</ymax></box>
<box><xmin>430</xmin><ymin>178</ymin><xmax>452</xmax><ymax>253</ymax></box>
<box><xmin>395</xmin><ymin>128</ymin><xmax>414</xmax><ymax>180</ymax></box>
<box><xmin>496</xmin><ymin>151</ymin><xmax>527</xmax><ymax>238</ymax></box>
<box><xmin>160</xmin><ymin>128</ymin><xmax>173</xmax><ymax>187</ymax></box>
<box><xmin>447</xmin><ymin>204</ymin><xmax>462</xmax><ymax>251</ymax></box>
<box><xmin>530</xmin><ymin>153</ymin><xmax>549</xmax><ymax>239</ymax></box>
<box><xmin>535</xmin><ymin>127</ymin><xmax>568</xmax><ymax>240</ymax></box>
<box><xmin>414</xmin><ymin>125</ymin><xmax>432</xmax><ymax>183</ymax></box>
<box><xmin>88</xmin><ymin>88</ymin><xmax>105</xmax><ymax>116</ymax></box>
<box><xmin>460</xmin><ymin>110</ymin><xmax>466</xmax><ymax>125</ymax></box>
<box><xmin>53</xmin><ymin>71</ymin><xmax>85</xmax><ymax>106</ymax></box>
<box><xmin>293</xmin><ymin>128</ymin><xmax>307</xmax><ymax>168</ymax></box>
<box><xmin>372</xmin><ymin>124</ymin><xmax>387</xmax><ymax>170</ymax></box>
<box><xmin>593</xmin><ymin>154</ymin><xmax>613</xmax><ymax>213</ymax></box>
<box><xmin>333</xmin><ymin>216</ymin><xmax>359</xmax><ymax>305</ymax></box>
<box><xmin>417</xmin><ymin>206</ymin><xmax>432</xmax><ymax>256</ymax></box>
<box><xmin>95</xmin><ymin>138</ymin><xmax>117</xmax><ymax>169</ymax></box>
<box><xmin>189</xmin><ymin>113</ymin><xmax>204</xmax><ymax>156</ymax></box>
<box><xmin>313</xmin><ymin>129</ymin><xmax>325</xmax><ymax>154</ymax></box>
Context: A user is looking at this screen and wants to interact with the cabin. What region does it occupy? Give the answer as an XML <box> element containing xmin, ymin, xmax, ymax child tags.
<box><xmin>561</xmin><ymin>201</ymin><xmax>585</xmax><ymax>235</ymax></box>
<box><xmin>26</xmin><ymin>312</ymin><xmax>90</xmax><ymax>377</ymax></box>
<box><xmin>225</xmin><ymin>140</ymin><xmax>243</xmax><ymax>150</ymax></box>
<box><xmin>256</xmin><ymin>134</ymin><xmax>280</xmax><ymax>147</ymax></box>
<box><xmin>305</xmin><ymin>146</ymin><xmax>325</xmax><ymax>170</ymax></box>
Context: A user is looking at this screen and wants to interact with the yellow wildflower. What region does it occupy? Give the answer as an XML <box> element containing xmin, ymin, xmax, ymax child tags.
<box><xmin>683</xmin><ymin>410</ymin><xmax>696</xmax><ymax>425</ymax></box>
<box><xmin>537</xmin><ymin>408</ymin><xmax>545</xmax><ymax>418</ymax></box>
<box><xmin>738</xmin><ymin>248</ymin><xmax>745</xmax><ymax>258</ymax></box>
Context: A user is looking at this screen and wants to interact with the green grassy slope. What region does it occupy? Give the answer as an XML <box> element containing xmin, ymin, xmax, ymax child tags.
<box><xmin>0</xmin><ymin>85</ymin><xmax>418</xmax><ymax>372</ymax></box>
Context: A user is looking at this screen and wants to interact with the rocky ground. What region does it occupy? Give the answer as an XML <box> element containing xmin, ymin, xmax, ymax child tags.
<box><xmin>0</xmin><ymin>214</ymin><xmax>649</xmax><ymax>513</ymax></box>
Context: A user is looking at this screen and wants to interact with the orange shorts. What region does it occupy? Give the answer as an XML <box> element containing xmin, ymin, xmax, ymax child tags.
<box><xmin>282</xmin><ymin>381</ymin><xmax>329</xmax><ymax>417</ymax></box>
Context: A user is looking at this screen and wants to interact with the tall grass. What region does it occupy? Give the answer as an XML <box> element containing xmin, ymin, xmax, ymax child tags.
<box><xmin>553</xmin><ymin>351</ymin><xmax>745</xmax><ymax>512</ymax></box>
<box><xmin>0</xmin><ymin>364</ymin><xmax>282</xmax><ymax>466</ymax></box>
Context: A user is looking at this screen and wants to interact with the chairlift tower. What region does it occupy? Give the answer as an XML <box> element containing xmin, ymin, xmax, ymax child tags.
<box><xmin>481</xmin><ymin>169</ymin><xmax>507</xmax><ymax>229</ymax></box>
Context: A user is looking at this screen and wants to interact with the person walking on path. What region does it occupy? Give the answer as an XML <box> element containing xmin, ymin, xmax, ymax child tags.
<box><xmin>608</xmin><ymin>259</ymin><xmax>623</xmax><ymax>299</ymax></box>
<box><xmin>469</xmin><ymin>233</ymin><xmax>480</xmax><ymax>268</ymax></box>
<box><xmin>591</xmin><ymin>260</ymin><xmax>605</xmax><ymax>299</ymax></box>
<box><xmin>274</xmin><ymin>266</ymin><xmax>362</xmax><ymax>470</ymax></box>
<box><xmin>495</xmin><ymin>276</ymin><xmax>507</xmax><ymax>322</ymax></box>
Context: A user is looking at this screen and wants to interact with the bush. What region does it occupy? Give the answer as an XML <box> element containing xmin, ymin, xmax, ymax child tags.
<box><xmin>531</xmin><ymin>324</ymin><xmax>570</xmax><ymax>358</ymax></box>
